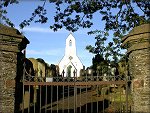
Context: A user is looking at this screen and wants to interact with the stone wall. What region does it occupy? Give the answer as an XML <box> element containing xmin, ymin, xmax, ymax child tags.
<box><xmin>122</xmin><ymin>24</ymin><xmax>150</xmax><ymax>113</ymax></box>
<box><xmin>0</xmin><ymin>24</ymin><xmax>29</xmax><ymax>113</ymax></box>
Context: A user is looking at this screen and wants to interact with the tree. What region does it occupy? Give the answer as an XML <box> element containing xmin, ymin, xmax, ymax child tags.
<box><xmin>1</xmin><ymin>0</ymin><xmax>149</xmax><ymax>31</ymax></box>
<box><xmin>1</xmin><ymin>0</ymin><xmax>149</xmax><ymax>66</ymax></box>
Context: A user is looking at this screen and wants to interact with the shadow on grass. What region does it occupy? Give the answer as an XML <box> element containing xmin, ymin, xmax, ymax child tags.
<box><xmin>45</xmin><ymin>99</ymin><xmax>109</xmax><ymax>113</ymax></box>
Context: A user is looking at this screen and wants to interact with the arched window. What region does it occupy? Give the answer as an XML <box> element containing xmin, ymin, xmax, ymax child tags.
<box><xmin>69</xmin><ymin>40</ymin><xmax>72</xmax><ymax>46</ymax></box>
<box><xmin>67</xmin><ymin>65</ymin><xmax>72</xmax><ymax>77</ymax></box>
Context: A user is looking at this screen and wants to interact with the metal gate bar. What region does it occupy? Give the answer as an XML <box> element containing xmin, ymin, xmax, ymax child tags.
<box><xmin>40</xmin><ymin>85</ymin><xmax>41</xmax><ymax>113</ymax></box>
<box><xmin>45</xmin><ymin>85</ymin><xmax>47</xmax><ymax>113</ymax></box>
<box><xmin>22</xmin><ymin>76</ymin><xmax>130</xmax><ymax>113</ymax></box>
<box><xmin>85</xmin><ymin>75</ymin><xmax>87</xmax><ymax>113</ymax></box>
<box><xmin>28</xmin><ymin>85</ymin><xmax>30</xmax><ymax>113</ymax></box>
<box><xmin>23</xmin><ymin>81</ymin><xmax>126</xmax><ymax>86</ymax></box>
<box><xmin>56</xmin><ymin>85</ymin><xmax>58</xmax><ymax>113</ymax></box>
<box><xmin>102</xmin><ymin>87</ymin><xmax>104</xmax><ymax>113</ymax></box>
<box><xmin>68</xmin><ymin>85</ymin><xmax>69</xmax><ymax>113</ymax></box>
<box><xmin>51</xmin><ymin>85</ymin><xmax>53</xmax><ymax>113</ymax></box>
<box><xmin>90</xmin><ymin>85</ymin><xmax>93</xmax><ymax>113</ymax></box>
<box><xmin>62</xmin><ymin>79</ymin><xmax>64</xmax><ymax>113</ymax></box>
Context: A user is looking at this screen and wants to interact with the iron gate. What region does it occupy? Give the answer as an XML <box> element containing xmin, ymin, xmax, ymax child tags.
<box><xmin>21</xmin><ymin>66</ymin><xmax>131</xmax><ymax>113</ymax></box>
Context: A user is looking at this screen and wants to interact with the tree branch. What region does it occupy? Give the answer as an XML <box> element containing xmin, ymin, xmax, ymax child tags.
<box><xmin>42</xmin><ymin>0</ymin><xmax>46</xmax><ymax>9</ymax></box>
<box><xmin>135</xmin><ymin>1</ymin><xmax>146</xmax><ymax>15</ymax></box>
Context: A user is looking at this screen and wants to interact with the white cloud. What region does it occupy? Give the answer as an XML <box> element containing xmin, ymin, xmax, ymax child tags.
<box><xmin>16</xmin><ymin>26</ymin><xmax>90</xmax><ymax>35</ymax></box>
<box><xmin>27</xmin><ymin>50</ymin><xmax>41</xmax><ymax>55</ymax></box>
<box><xmin>26</xmin><ymin>48</ymin><xmax>64</xmax><ymax>56</ymax></box>
<box><xmin>16</xmin><ymin>26</ymin><xmax>68</xmax><ymax>34</ymax></box>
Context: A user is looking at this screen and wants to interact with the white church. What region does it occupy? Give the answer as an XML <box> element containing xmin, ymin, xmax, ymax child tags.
<box><xmin>58</xmin><ymin>33</ymin><xmax>84</xmax><ymax>77</ymax></box>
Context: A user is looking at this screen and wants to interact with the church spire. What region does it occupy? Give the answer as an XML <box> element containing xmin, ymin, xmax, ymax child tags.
<box><xmin>65</xmin><ymin>33</ymin><xmax>76</xmax><ymax>56</ymax></box>
<box><xmin>58</xmin><ymin>33</ymin><xmax>83</xmax><ymax>77</ymax></box>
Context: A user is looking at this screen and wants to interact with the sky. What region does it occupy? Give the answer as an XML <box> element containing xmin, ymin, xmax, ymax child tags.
<box><xmin>4</xmin><ymin>1</ymin><xmax>121</xmax><ymax>67</ymax></box>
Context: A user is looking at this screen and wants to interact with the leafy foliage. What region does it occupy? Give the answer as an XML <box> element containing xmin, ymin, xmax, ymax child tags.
<box><xmin>48</xmin><ymin>0</ymin><xmax>150</xmax><ymax>33</ymax></box>
<box><xmin>0</xmin><ymin>0</ymin><xmax>19</xmax><ymax>27</ymax></box>
<box><xmin>20</xmin><ymin>5</ymin><xmax>48</xmax><ymax>29</ymax></box>
<box><xmin>86</xmin><ymin>29</ymin><xmax>123</xmax><ymax>71</ymax></box>
<box><xmin>0</xmin><ymin>0</ymin><xmax>149</xmax><ymax>69</ymax></box>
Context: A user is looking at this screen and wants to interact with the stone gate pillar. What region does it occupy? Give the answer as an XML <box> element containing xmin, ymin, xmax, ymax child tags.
<box><xmin>0</xmin><ymin>24</ymin><xmax>29</xmax><ymax>113</ymax></box>
<box><xmin>122</xmin><ymin>24</ymin><xmax>150</xmax><ymax>113</ymax></box>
